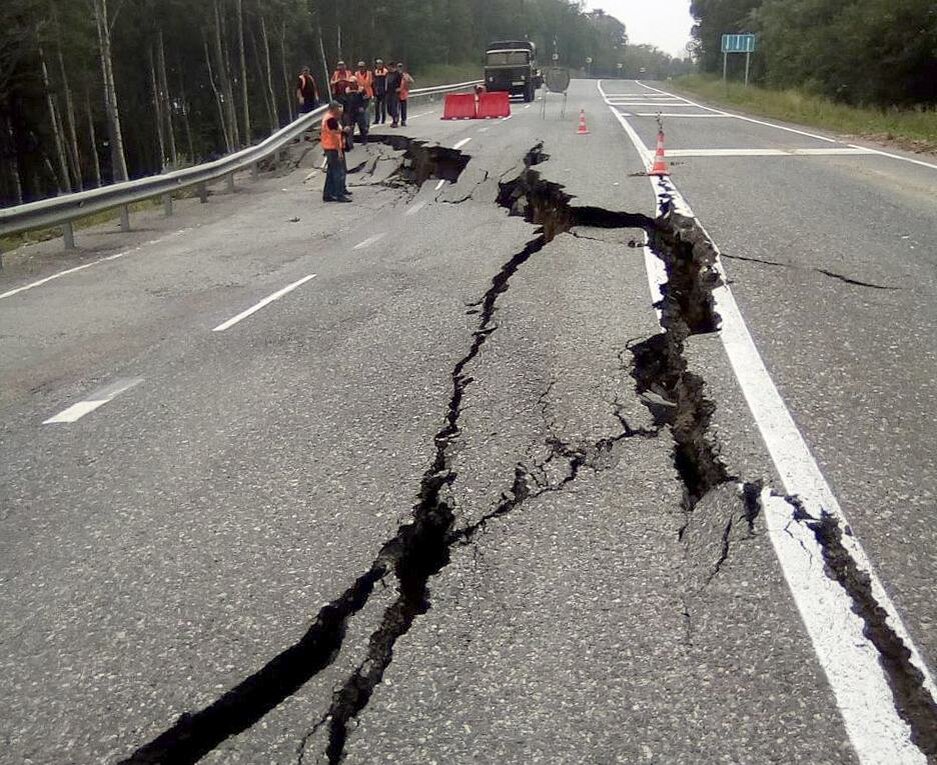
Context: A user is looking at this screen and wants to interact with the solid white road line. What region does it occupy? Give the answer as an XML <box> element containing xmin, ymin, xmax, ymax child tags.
<box><xmin>353</xmin><ymin>233</ymin><xmax>386</xmax><ymax>250</ymax></box>
<box><xmin>453</xmin><ymin>137</ymin><xmax>472</xmax><ymax>149</ymax></box>
<box><xmin>601</xmin><ymin>78</ymin><xmax>937</xmax><ymax>765</ymax></box>
<box><xmin>404</xmin><ymin>200</ymin><xmax>427</xmax><ymax>217</ymax></box>
<box><xmin>663</xmin><ymin>148</ymin><xmax>877</xmax><ymax>157</ymax></box>
<box><xmin>212</xmin><ymin>274</ymin><xmax>316</xmax><ymax>332</ymax></box>
<box><xmin>611</xmin><ymin>102</ymin><xmax>699</xmax><ymax>107</ymax></box>
<box><xmin>635</xmin><ymin>113</ymin><xmax>732</xmax><ymax>118</ymax></box>
<box><xmin>43</xmin><ymin>378</ymin><xmax>143</xmax><ymax>424</ymax></box>
<box><xmin>0</xmin><ymin>229</ymin><xmax>188</xmax><ymax>301</ymax></box>
<box><xmin>635</xmin><ymin>80</ymin><xmax>842</xmax><ymax>144</ymax></box>
<box><xmin>846</xmin><ymin>143</ymin><xmax>937</xmax><ymax>172</ymax></box>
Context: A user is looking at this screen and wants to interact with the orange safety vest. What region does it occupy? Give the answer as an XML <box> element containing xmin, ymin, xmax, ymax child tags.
<box><xmin>320</xmin><ymin>111</ymin><xmax>344</xmax><ymax>154</ymax></box>
<box><xmin>331</xmin><ymin>69</ymin><xmax>353</xmax><ymax>95</ymax></box>
<box><xmin>355</xmin><ymin>70</ymin><xmax>374</xmax><ymax>98</ymax></box>
<box><xmin>399</xmin><ymin>73</ymin><xmax>412</xmax><ymax>100</ymax></box>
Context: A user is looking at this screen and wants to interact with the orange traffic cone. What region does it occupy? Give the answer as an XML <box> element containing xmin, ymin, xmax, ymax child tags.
<box><xmin>649</xmin><ymin>130</ymin><xmax>669</xmax><ymax>176</ymax></box>
<box><xmin>576</xmin><ymin>109</ymin><xmax>590</xmax><ymax>135</ymax></box>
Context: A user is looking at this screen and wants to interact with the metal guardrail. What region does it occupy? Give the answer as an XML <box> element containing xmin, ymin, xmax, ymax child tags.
<box><xmin>0</xmin><ymin>79</ymin><xmax>482</xmax><ymax>249</ymax></box>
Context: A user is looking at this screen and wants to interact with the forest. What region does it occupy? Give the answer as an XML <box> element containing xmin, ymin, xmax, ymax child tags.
<box><xmin>0</xmin><ymin>0</ymin><xmax>660</xmax><ymax>207</ymax></box>
<box><xmin>690</xmin><ymin>0</ymin><xmax>937</xmax><ymax>107</ymax></box>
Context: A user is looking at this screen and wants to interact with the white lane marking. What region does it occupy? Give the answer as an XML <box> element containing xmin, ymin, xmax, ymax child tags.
<box><xmin>353</xmin><ymin>233</ymin><xmax>386</xmax><ymax>250</ymax></box>
<box><xmin>664</xmin><ymin>148</ymin><xmax>877</xmax><ymax>157</ymax></box>
<box><xmin>434</xmin><ymin>180</ymin><xmax>446</xmax><ymax>191</ymax></box>
<box><xmin>43</xmin><ymin>378</ymin><xmax>143</xmax><ymax>424</ymax></box>
<box><xmin>635</xmin><ymin>80</ymin><xmax>841</xmax><ymax>144</ymax></box>
<box><xmin>846</xmin><ymin>143</ymin><xmax>937</xmax><ymax>172</ymax></box>
<box><xmin>407</xmin><ymin>111</ymin><xmax>434</xmax><ymax>120</ymax></box>
<box><xmin>478</xmin><ymin>127</ymin><xmax>490</xmax><ymax>133</ymax></box>
<box><xmin>453</xmin><ymin>137</ymin><xmax>472</xmax><ymax>150</ymax></box>
<box><xmin>404</xmin><ymin>201</ymin><xmax>426</xmax><ymax>217</ymax></box>
<box><xmin>636</xmin><ymin>113</ymin><xmax>732</xmax><ymax>118</ymax></box>
<box><xmin>631</xmin><ymin>81</ymin><xmax>937</xmax><ymax>171</ymax></box>
<box><xmin>500</xmin><ymin>114</ymin><xmax>513</xmax><ymax>121</ymax></box>
<box><xmin>0</xmin><ymin>229</ymin><xmax>188</xmax><ymax>301</ymax></box>
<box><xmin>212</xmin><ymin>274</ymin><xmax>316</xmax><ymax>332</ymax></box>
<box><xmin>601</xmin><ymin>79</ymin><xmax>937</xmax><ymax>764</ymax></box>
<box><xmin>523</xmin><ymin>104</ymin><xmax>531</xmax><ymax>109</ymax></box>
<box><xmin>611</xmin><ymin>102</ymin><xmax>699</xmax><ymax>107</ymax></box>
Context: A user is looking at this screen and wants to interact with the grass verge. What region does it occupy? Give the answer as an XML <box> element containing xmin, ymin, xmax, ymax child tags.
<box><xmin>674</xmin><ymin>74</ymin><xmax>937</xmax><ymax>155</ymax></box>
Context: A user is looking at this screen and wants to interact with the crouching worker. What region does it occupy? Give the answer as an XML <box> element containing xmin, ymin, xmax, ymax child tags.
<box><xmin>321</xmin><ymin>101</ymin><xmax>352</xmax><ymax>203</ymax></box>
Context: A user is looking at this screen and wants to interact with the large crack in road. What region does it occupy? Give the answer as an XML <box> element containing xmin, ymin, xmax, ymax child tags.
<box><xmin>118</xmin><ymin>136</ymin><xmax>937</xmax><ymax>764</ymax></box>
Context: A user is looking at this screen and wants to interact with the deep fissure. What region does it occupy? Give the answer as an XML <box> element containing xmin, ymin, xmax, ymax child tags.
<box><xmin>122</xmin><ymin>140</ymin><xmax>744</xmax><ymax>765</ymax></box>
<box><xmin>803</xmin><ymin>510</ymin><xmax>937</xmax><ymax>758</ymax></box>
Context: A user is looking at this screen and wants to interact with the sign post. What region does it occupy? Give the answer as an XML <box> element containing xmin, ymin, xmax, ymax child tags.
<box><xmin>721</xmin><ymin>34</ymin><xmax>757</xmax><ymax>86</ymax></box>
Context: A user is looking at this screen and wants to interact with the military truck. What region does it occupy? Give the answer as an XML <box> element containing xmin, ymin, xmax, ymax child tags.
<box><xmin>484</xmin><ymin>40</ymin><xmax>543</xmax><ymax>102</ymax></box>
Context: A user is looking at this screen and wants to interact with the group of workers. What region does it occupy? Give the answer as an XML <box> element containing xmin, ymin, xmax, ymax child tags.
<box><xmin>300</xmin><ymin>59</ymin><xmax>415</xmax><ymax>203</ymax></box>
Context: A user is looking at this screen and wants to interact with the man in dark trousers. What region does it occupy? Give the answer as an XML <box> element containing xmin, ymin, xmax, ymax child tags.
<box><xmin>321</xmin><ymin>101</ymin><xmax>351</xmax><ymax>203</ymax></box>
<box><xmin>344</xmin><ymin>78</ymin><xmax>369</xmax><ymax>147</ymax></box>
<box><xmin>372</xmin><ymin>59</ymin><xmax>388</xmax><ymax>124</ymax></box>
<box><xmin>296</xmin><ymin>67</ymin><xmax>319</xmax><ymax>114</ymax></box>
<box><xmin>385</xmin><ymin>61</ymin><xmax>402</xmax><ymax>127</ymax></box>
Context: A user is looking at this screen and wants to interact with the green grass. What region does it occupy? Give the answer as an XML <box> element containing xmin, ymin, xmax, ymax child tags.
<box><xmin>674</xmin><ymin>74</ymin><xmax>937</xmax><ymax>154</ymax></box>
<box><xmin>411</xmin><ymin>63</ymin><xmax>482</xmax><ymax>88</ymax></box>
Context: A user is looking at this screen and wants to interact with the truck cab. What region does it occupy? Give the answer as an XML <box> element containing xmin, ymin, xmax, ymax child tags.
<box><xmin>484</xmin><ymin>40</ymin><xmax>542</xmax><ymax>102</ymax></box>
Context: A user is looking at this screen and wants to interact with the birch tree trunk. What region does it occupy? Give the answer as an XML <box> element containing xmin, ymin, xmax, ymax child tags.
<box><xmin>204</xmin><ymin>35</ymin><xmax>233</xmax><ymax>152</ymax></box>
<box><xmin>85</xmin><ymin>89</ymin><xmax>102</xmax><ymax>188</ymax></box>
<box><xmin>235</xmin><ymin>0</ymin><xmax>250</xmax><ymax>145</ymax></box>
<box><xmin>177</xmin><ymin>62</ymin><xmax>196</xmax><ymax>163</ymax></box>
<box><xmin>260</xmin><ymin>17</ymin><xmax>279</xmax><ymax>131</ymax></box>
<box><xmin>213</xmin><ymin>0</ymin><xmax>239</xmax><ymax>148</ymax></box>
<box><xmin>4</xmin><ymin>112</ymin><xmax>24</xmax><ymax>205</ymax></box>
<box><xmin>38</xmin><ymin>43</ymin><xmax>71</xmax><ymax>194</ymax></box>
<box><xmin>93</xmin><ymin>0</ymin><xmax>128</xmax><ymax>182</ymax></box>
<box><xmin>280</xmin><ymin>20</ymin><xmax>294</xmax><ymax>122</ymax></box>
<box><xmin>157</xmin><ymin>28</ymin><xmax>177</xmax><ymax>167</ymax></box>
<box><xmin>55</xmin><ymin>43</ymin><xmax>83</xmax><ymax>190</ymax></box>
<box><xmin>149</xmin><ymin>45</ymin><xmax>167</xmax><ymax>170</ymax></box>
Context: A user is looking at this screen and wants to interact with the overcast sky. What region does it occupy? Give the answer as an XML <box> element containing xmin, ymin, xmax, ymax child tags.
<box><xmin>587</xmin><ymin>0</ymin><xmax>695</xmax><ymax>57</ymax></box>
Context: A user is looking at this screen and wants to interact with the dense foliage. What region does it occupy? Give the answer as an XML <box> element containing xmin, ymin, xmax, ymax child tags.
<box><xmin>690</xmin><ymin>0</ymin><xmax>937</xmax><ymax>107</ymax></box>
<box><xmin>0</xmin><ymin>0</ymin><xmax>671</xmax><ymax>206</ymax></box>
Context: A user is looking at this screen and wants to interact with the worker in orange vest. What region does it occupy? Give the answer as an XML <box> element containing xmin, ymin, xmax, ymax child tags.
<box><xmin>320</xmin><ymin>101</ymin><xmax>351</xmax><ymax>203</ymax></box>
<box><xmin>330</xmin><ymin>61</ymin><xmax>355</xmax><ymax>99</ymax></box>
<box><xmin>397</xmin><ymin>62</ymin><xmax>414</xmax><ymax>127</ymax></box>
<box><xmin>372</xmin><ymin>59</ymin><xmax>388</xmax><ymax>125</ymax></box>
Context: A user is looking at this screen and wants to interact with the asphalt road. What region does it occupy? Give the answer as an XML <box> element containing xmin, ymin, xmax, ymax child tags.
<box><xmin>1</xmin><ymin>79</ymin><xmax>935</xmax><ymax>764</ymax></box>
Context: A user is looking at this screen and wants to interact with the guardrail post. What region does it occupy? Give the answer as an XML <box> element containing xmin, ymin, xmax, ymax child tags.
<box><xmin>163</xmin><ymin>193</ymin><xmax>173</xmax><ymax>216</ymax></box>
<box><xmin>63</xmin><ymin>221</ymin><xmax>76</xmax><ymax>250</ymax></box>
<box><xmin>227</xmin><ymin>174</ymin><xmax>235</xmax><ymax>193</ymax></box>
<box><xmin>251</xmin><ymin>162</ymin><xmax>259</xmax><ymax>180</ymax></box>
<box><xmin>120</xmin><ymin>205</ymin><xmax>130</xmax><ymax>232</ymax></box>
<box><xmin>198</xmin><ymin>182</ymin><xmax>208</xmax><ymax>203</ymax></box>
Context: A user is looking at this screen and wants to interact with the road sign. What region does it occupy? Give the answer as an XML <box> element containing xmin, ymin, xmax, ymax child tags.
<box><xmin>721</xmin><ymin>34</ymin><xmax>756</xmax><ymax>53</ymax></box>
<box><xmin>721</xmin><ymin>33</ymin><xmax>757</xmax><ymax>86</ymax></box>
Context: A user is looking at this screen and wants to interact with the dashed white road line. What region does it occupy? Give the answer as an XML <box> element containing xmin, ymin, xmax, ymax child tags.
<box><xmin>0</xmin><ymin>229</ymin><xmax>189</xmax><ymax>301</ymax></box>
<box><xmin>43</xmin><ymin>378</ymin><xmax>143</xmax><ymax>424</ymax></box>
<box><xmin>434</xmin><ymin>180</ymin><xmax>446</xmax><ymax>191</ymax></box>
<box><xmin>500</xmin><ymin>114</ymin><xmax>513</xmax><ymax>121</ymax></box>
<box><xmin>601</xmin><ymin>77</ymin><xmax>937</xmax><ymax>765</ymax></box>
<box><xmin>353</xmin><ymin>233</ymin><xmax>386</xmax><ymax>250</ymax></box>
<box><xmin>404</xmin><ymin>200</ymin><xmax>427</xmax><ymax>217</ymax></box>
<box><xmin>523</xmin><ymin>104</ymin><xmax>531</xmax><ymax>109</ymax></box>
<box><xmin>478</xmin><ymin>127</ymin><xmax>490</xmax><ymax>133</ymax></box>
<box><xmin>453</xmin><ymin>137</ymin><xmax>472</xmax><ymax>150</ymax></box>
<box><xmin>212</xmin><ymin>274</ymin><xmax>316</xmax><ymax>332</ymax></box>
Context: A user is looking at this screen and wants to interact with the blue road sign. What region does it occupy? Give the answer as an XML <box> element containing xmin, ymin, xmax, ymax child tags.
<box><xmin>721</xmin><ymin>34</ymin><xmax>757</xmax><ymax>54</ymax></box>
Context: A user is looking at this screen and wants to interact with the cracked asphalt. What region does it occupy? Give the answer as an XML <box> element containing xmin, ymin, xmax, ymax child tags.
<box><xmin>0</xmin><ymin>79</ymin><xmax>935</xmax><ymax>763</ymax></box>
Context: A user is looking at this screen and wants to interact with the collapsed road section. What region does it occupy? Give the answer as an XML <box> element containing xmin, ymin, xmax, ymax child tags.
<box><xmin>119</xmin><ymin>134</ymin><xmax>936</xmax><ymax>764</ymax></box>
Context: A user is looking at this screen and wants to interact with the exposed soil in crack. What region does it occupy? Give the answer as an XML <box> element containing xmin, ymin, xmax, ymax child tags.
<box><xmin>363</xmin><ymin>134</ymin><xmax>470</xmax><ymax>186</ymax></box>
<box><xmin>628</xmin><ymin>211</ymin><xmax>735</xmax><ymax>516</ymax></box>
<box><xmin>802</xmin><ymin>511</ymin><xmax>937</xmax><ymax>759</ymax></box>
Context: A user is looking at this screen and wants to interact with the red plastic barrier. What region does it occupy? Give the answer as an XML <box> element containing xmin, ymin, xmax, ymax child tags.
<box><xmin>477</xmin><ymin>91</ymin><xmax>511</xmax><ymax>119</ymax></box>
<box><xmin>442</xmin><ymin>93</ymin><xmax>477</xmax><ymax>120</ymax></box>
